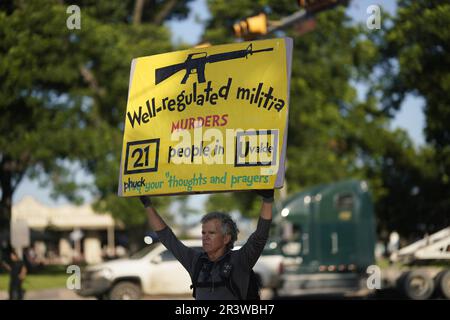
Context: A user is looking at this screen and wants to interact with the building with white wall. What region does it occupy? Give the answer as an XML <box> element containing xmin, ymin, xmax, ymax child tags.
<box><xmin>12</xmin><ymin>196</ymin><xmax>122</xmax><ymax>265</ymax></box>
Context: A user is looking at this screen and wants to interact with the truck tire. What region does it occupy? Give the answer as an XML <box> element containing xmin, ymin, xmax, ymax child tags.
<box><xmin>399</xmin><ymin>270</ymin><xmax>435</xmax><ymax>300</ymax></box>
<box><xmin>109</xmin><ymin>281</ymin><xmax>142</xmax><ymax>300</ymax></box>
<box><xmin>435</xmin><ymin>270</ymin><xmax>450</xmax><ymax>299</ymax></box>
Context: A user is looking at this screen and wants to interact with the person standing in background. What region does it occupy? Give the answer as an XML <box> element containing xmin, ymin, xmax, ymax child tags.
<box><xmin>1</xmin><ymin>248</ymin><xmax>27</xmax><ymax>300</ymax></box>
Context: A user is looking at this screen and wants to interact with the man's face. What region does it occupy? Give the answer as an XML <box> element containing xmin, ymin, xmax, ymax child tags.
<box><xmin>202</xmin><ymin>219</ymin><xmax>230</xmax><ymax>255</ymax></box>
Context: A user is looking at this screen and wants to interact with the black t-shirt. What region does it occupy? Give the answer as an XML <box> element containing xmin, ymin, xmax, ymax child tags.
<box><xmin>9</xmin><ymin>260</ymin><xmax>24</xmax><ymax>284</ymax></box>
<box><xmin>156</xmin><ymin>217</ymin><xmax>272</xmax><ymax>299</ymax></box>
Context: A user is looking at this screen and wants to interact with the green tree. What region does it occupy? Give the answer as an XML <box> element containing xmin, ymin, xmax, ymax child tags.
<box><xmin>201</xmin><ymin>1</ymin><xmax>446</xmax><ymax>241</ymax></box>
<box><xmin>371</xmin><ymin>0</ymin><xmax>450</xmax><ymax>236</ymax></box>
<box><xmin>202</xmin><ymin>1</ymin><xmax>399</xmax><ymax>219</ymax></box>
<box><xmin>0</xmin><ymin>0</ymin><xmax>193</xmax><ymax>233</ymax></box>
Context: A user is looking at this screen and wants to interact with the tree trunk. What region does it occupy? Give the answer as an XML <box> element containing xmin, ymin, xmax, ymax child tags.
<box><xmin>153</xmin><ymin>0</ymin><xmax>177</xmax><ymax>26</ymax></box>
<box><xmin>0</xmin><ymin>156</ymin><xmax>13</xmax><ymax>233</ymax></box>
<box><xmin>133</xmin><ymin>0</ymin><xmax>145</xmax><ymax>25</ymax></box>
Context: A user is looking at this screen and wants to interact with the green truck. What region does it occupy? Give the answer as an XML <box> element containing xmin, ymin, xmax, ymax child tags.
<box><xmin>268</xmin><ymin>180</ymin><xmax>450</xmax><ymax>299</ymax></box>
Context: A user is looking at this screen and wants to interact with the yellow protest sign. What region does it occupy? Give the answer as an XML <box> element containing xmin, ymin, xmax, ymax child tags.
<box><xmin>118</xmin><ymin>37</ymin><xmax>292</xmax><ymax>197</ymax></box>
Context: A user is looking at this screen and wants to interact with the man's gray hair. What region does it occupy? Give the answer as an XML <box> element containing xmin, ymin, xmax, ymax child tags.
<box><xmin>201</xmin><ymin>212</ymin><xmax>239</xmax><ymax>250</ymax></box>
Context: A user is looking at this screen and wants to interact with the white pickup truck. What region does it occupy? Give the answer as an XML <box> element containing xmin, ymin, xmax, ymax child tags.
<box><xmin>76</xmin><ymin>239</ymin><xmax>283</xmax><ymax>300</ymax></box>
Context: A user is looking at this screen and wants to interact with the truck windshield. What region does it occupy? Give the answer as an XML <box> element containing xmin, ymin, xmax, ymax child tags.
<box><xmin>130</xmin><ymin>244</ymin><xmax>158</xmax><ymax>259</ymax></box>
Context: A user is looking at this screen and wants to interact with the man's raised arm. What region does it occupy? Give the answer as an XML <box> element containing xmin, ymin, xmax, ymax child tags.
<box><xmin>139</xmin><ymin>196</ymin><xmax>167</xmax><ymax>231</ymax></box>
<box><xmin>256</xmin><ymin>189</ymin><xmax>274</xmax><ymax>220</ymax></box>
<box><xmin>138</xmin><ymin>195</ymin><xmax>198</xmax><ymax>273</ymax></box>
<box><xmin>237</xmin><ymin>189</ymin><xmax>275</xmax><ymax>268</ymax></box>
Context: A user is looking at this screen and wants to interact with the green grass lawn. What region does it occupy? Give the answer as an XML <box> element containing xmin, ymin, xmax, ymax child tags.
<box><xmin>0</xmin><ymin>274</ymin><xmax>68</xmax><ymax>291</ymax></box>
<box><xmin>0</xmin><ymin>265</ymin><xmax>70</xmax><ymax>291</ymax></box>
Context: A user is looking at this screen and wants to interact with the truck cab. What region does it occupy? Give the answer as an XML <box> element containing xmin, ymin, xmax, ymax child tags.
<box><xmin>273</xmin><ymin>180</ymin><xmax>376</xmax><ymax>296</ymax></box>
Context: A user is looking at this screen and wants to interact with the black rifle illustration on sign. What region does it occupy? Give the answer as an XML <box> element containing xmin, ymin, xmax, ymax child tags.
<box><xmin>155</xmin><ymin>43</ymin><xmax>273</xmax><ymax>85</ymax></box>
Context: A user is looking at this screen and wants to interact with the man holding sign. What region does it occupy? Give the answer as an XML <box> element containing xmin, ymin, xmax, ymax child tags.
<box><xmin>120</xmin><ymin>37</ymin><xmax>292</xmax><ymax>299</ymax></box>
<box><xmin>139</xmin><ymin>189</ymin><xmax>274</xmax><ymax>300</ymax></box>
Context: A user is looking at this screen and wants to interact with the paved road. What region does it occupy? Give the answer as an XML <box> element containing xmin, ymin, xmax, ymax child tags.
<box><xmin>0</xmin><ymin>288</ymin><xmax>94</xmax><ymax>300</ymax></box>
<box><xmin>0</xmin><ymin>288</ymin><xmax>274</xmax><ymax>300</ymax></box>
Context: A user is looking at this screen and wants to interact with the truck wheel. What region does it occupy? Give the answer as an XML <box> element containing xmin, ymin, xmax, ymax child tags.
<box><xmin>400</xmin><ymin>271</ymin><xmax>435</xmax><ymax>300</ymax></box>
<box><xmin>435</xmin><ymin>270</ymin><xmax>450</xmax><ymax>299</ymax></box>
<box><xmin>109</xmin><ymin>281</ymin><xmax>142</xmax><ymax>300</ymax></box>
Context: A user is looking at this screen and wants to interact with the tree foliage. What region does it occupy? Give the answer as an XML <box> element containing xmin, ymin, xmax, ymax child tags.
<box><xmin>202</xmin><ymin>0</ymin><xmax>450</xmax><ymax>239</ymax></box>
<box><xmin>1</xmin><ymin>0</ymin><xmax>448</xmax><ymax>240</ymax></box>
<box><xmin>371</xmin><ymin>0</ymin><xmax>450</xmax><ymax>236</ymax></box>
<box><xmin>203</xmin><ymin>1</ymin><xmax>395</xmax><ymax>219</ymax></box>
<box><xmin>0</xmin><ymin>0</ymin><xmax>193</xmax><ymax>230</ymax></box>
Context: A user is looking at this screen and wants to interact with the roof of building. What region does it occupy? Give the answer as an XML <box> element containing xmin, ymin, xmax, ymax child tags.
<box><xmin>12</xmin><ymin>196</ymin><xmax>121</xmax><ymax>230</ymax></box>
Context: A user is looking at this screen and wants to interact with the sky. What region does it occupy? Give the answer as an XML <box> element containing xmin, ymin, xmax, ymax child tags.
<box><xmin>13</xmin><ymin>0</ymin><xmax>425</xmax><ymax>210</ymax></box>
